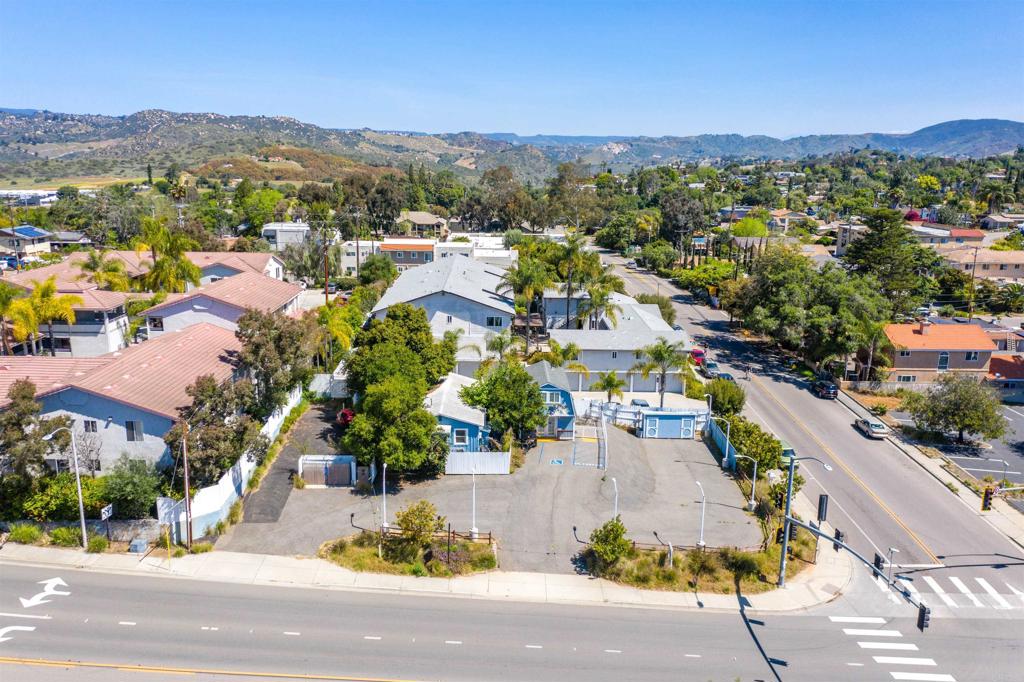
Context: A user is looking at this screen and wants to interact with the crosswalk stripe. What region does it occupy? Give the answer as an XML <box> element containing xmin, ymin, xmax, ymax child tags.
<box><xmin>874</xmin><ymin>655</ymin><xmax>936</xmax><ymax>665</ymax></box>
<box><xmin>889</xmin><ymin>673</ymin><xmax>956</xmax><ymax>681</ymax></box>
<box><xmin>1006</xmin><ymin>582</ymin><xmax>1024</xmax><ymax>606</ymax></box>
<box><xmin>922</xmin><ymin>577</ymin><xmax>958</xmax><ymax>608</ymax></box>
<box><xmin>974</xmin><ymin>578</ymin><xmax>1012</xmax><ymax>609</ymax></box>
<box><xmin>829</xmin><ymin>616</ymin><xmax>886</xmax><ymax>623</ymax></box>
<box><xmin>843</xmin><ymin>628</ymin><xmax>902</xmax><ymax>637</ymax></box>
<box><xmin>896</xmin><ymin>576</ymin><xmax>920</xmax><ymax>596</ymax></box>
<box><xmin>875</xmin><ymin>575</ymin><xmax>902</xmax><ymax>603</ymax></box>
<box><xmin>858</xmin><ymin>642</ymin><xmax>919</xmax><ymax>650</ymax></box>
<box><xmin>948</xmin><ymin>577</ymin><xmax>984</xmax><ymax>607</ymax></box>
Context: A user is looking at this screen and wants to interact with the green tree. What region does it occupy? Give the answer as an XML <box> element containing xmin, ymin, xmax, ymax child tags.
<box><xmin>498</xmin><ymin>258</ymin><xmax>556</xmax><ymax>352</ymax></box>
<box><xmin>635</xmin><ymin>293</ymin><xmax>676</xmax><ymax>326</ymax></box>
<box><xmin>705</xmin><ymin>378</ymin><xmax>745</xmax><ymax>416</ymax></box>
<box><xmin>639</xmin><ymin>240</ymin><xmax>677</xmax><ymax>271</ymax></box>
<box><xmin>732</xmin><ymin>216</ymin><xmax>768</xmax><ymax>237</ymax></box>
<box><xmin>461</xmin><ymin>360</ymin><xmax>546</xmax><ymax>439</ymax></box>
<box><xmin>590</xmin><ymin>370</ymin><xmax>626</xmax><ymax>403</ymax></box>
<box><xmin>394</xmin><ymin>499</ymin><xmax>445</xmax><ymax>548</ymax></box>
<box><xmin>102</xmin><ymin>455</ymin><xmax>161</xmax><ymax>519</ymax></box>
<box><xmin>241</xmin><ymin>188</ymin><xmax>285</xmax><ymax>230</ymax></box>
<box><xmin>352</xmin><ymin>303</ymin><xmax>454</xmax><ymax>386</ymax></box>
<box><xmin>74</xmin><ymin>249</ymin><xmax>131</xmax><ymax>291</ymax></box>
<box><xmin>528</xmin><ymin>339</ymin><xmax>589</xmax><ymax>376</ymax></box>
<box><xmin>367</xmin><ymin>177</ymin><xmax>403</xmax><ymax>240</ymax></box>
<box><xmin>343</xmin><ymin>376</ymin><xmax>438</xmax><ymax>470</ymax></box>
<box><xmin>901</xmin><ymin>374</ymin><xmax>1007</xmax><ymax>444</ymax></box>
<box><xmin>577</xmin><ymin>284</ymin><xmax>623</xmax><ymax>330</ymax></box>
<box><xmin>0</xmin><ymin>380</ymin><xmax>71</xmax><ymax>512</ymax></box>
<box><xmin>236</xmin><ymin>310</ymin><xmax>318</xmax><ymax>419</ymax></box>
<box><xmin>844</xmin><ymin>209</ymin><xmax>936</xmax><ymax>314</ymax></box>
<box><xmin>8</xmin><ymin>296</ymin><xmax>39</xmax><ymax>355</ymax></box>
<box><xmin>0</xmin><ymin>281</ymin><xmax>23</xmax><ymax>355</ymax></box>
<box><xmin>632</xmin><ymin>336</ymin><xmax>690</xmax><ymax>408</ymax></box>
<box><xmin>588</xmin><ymin>516</ymin><xmax>630</xmax><ymax>572</ymax></box>
<box><xmin>347</xmin><ymin>342</ymin><xmax>426</xmax><ymax>396</ymax></box>
<box><xmin>558</xmin><ymin>231</ymin><xmax>590</xmax><ymax>328</ymax></box>
<box><xmin>31</xmin><ymin>277</ymin><xmax>83</xmax><ymax>357</ymax></box>
<box><xmin>357</xmin><ymin>253</ymin><xmax>398</xmax><ymax>286</ymax></box>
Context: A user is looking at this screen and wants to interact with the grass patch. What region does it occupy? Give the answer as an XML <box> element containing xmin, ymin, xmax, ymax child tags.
<box><xmin>293</xmin><ymin>475</ymin><xmax>306</xmax><ymax>489</ymax></box>
<box><xmin>87</xmin><ymin>535</ymin><xmax>108</xmax><ymax>553</ymax></box>
<box><xmin>7</xmin><ymin>523</ymin><xmax>43</xmax><ymax>544</ymax></box>
<box><xmin>320</xmin><ymin>531</ymin><xmax>496</xmax><ymax>577</ymax></box>
<box><xmin>189</xmin><ymin>541</ymin><xmax>214</xmax><ymax>554</ymax></box>
<box><xmin>48</xmin><ymin>526</ymin><xmax>82</xmax><ymax>547</ymax></box>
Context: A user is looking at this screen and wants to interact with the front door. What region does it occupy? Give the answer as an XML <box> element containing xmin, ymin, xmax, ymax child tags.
<box><xmin>545</xmin><ymin>416</ymin><xmax>559</xmax><ymax>437</ymax></box>
<box><xmin>644</xmin><ymin>417</ymin><xmax>658</xmax><ymax>438</ymax></box>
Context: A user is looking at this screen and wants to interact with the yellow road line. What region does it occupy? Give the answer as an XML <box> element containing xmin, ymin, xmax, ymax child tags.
<box><xmin>749</xmin><ymin>373</ymin><xmax>941</xmax><ymax>564</ymax></box>
<box><xmin>0</xmin><ymin>657</ymin><xmax>428</xmax><ymax>682</ymax></box>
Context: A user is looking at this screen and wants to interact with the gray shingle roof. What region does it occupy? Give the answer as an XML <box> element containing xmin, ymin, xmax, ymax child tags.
<box><xmin>372</xmin><ymin>256</ymin><xmax>514</xmax><ymax>314</ymax></box>
<box><xmin>425</xmin><ymin>373</ymin><xmax>485</xmax><ymax>426</ymax></box>
<box><xmin>525</xmin><ymin>360</ymin><xmax>571</xmax><ymax>392</ymax></box>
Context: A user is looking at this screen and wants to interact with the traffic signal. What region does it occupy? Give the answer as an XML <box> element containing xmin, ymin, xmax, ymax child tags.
<box><xmin>917</xmin><ymin>603</ymin><xmax>931</xmax><ymax>631</ymax></box>
<box><xmin>789</xmin><ymin>523</ymin><xmax>798</xmax><ymax>541</ymax></box>
<box><xmin>833</xmin><ymin>528</ymin><xmax>845</xmax><ymax>552</ymax></box>
<box><xmin>817</xmin><ymin>494</ymin><xmax>829</xmax><ymax>523</ymax></box>
<box><xmin>981</xmin><ymin>486</ymin><xmax>995</xmax><ymax>511</ymax></box>
<box><xmin>873</xmin><ymin>552</ymin><xmax>884</xmax><ymax>573</ymax></box>
<box><xmin>776</xmin><ymin>527</ymin><xmax>785</xmax><ymax>544</ymax></box>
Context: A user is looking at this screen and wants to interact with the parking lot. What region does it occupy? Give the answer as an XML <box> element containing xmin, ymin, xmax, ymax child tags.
<box><xmin>217</xmin><ymin>426</ymin><xmax>761</xmax><ymax>574</ymax></box>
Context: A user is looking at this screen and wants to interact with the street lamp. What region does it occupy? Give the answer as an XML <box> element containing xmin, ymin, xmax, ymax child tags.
<box><xmin>381</xmin><ymin>461</ymin><xmax>389</xmax><ymax>529</ymax></box>
<box><xmin>703</xmin><ymin>393</ymin><xmax>713</xmax><ymax>414</ymax></box>
<box><xmin>887</xmin><ymin>547</ymin><xmax>900</xmax><ymax>584</ymax></box>
<box><xmin>734</xmin><ymin>454</ymin><xmax>758</xmax><ymax>512</ymax></box>
<box><xmin>778</xmin><ymin>455</ymin><xmax>833</xmax><ymax>587</ymax></box>
<box><xmin>471</xmin><ymin>466</ymin><xmax>478</xmax><ymax>539</ymax></box>
<box><xmin>42</xmin><ymin>427</ymin><xmax>87</xmax><ymax>549</ymax></box>
<box><xmin>695</xmin><ymin>480</ymin><xmax>706</xmax><ymax>549</ymax></box>
<box><xmin>708</xmin><ymin>415</ymin><xmax>732</xmax><ymax>470</ymax></box>
<box><xmin>611</xmin><ymin>477</ymin><xmax>619</xmax><ymax>519</ymax></box>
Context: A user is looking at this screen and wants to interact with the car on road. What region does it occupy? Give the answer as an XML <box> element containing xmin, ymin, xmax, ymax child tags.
<box><xmin>811</xmin><ymin>380</ymin><xmax>838</xmax><ymax>399</ymax></box>
<box><xmin>691</xmin><ymin>348</ymin><xmax>705</xmax><ymax>366</ymax></box>
<box><xmin>630</xmin><ymin>398</ymin><xmax>650</xmax><ymax>407</ymax></box>
<box><xmin>672</xmin><ymin>324</ymin><xmax>684</xmax><ymax>331</ymax></box>
<box><xmin>854</xmin><ymin>417</ymin><xmax>890</xmax><ymax>439</ymax></box>
<box><xmin>626</xmin><ymin>260</ymin><xmax>637</xmax><ymax>269</ymax></box>
<box><xmin>717</xmin><ymin>372</ymin><xmax>736</xmax><ymax>383</ymax></box>
<box><xmin>701</xmin><ymin>360</ymin><xmax>720</xmax><ymax>378</ymax></box>
<box><xmin>326</xmin><ymin>281</ymin><xmax>338</xmax><ymax>294</ymax></box>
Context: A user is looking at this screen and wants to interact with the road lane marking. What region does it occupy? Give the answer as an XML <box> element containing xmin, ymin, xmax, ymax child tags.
<box><xmin>0</xmin><ymin>655</ymin><xmax>429</xmax><ymax>681</ymax></box>
<box><xmin>201</xmin><ymin>626</ymin><xmax>219</xmax><ymax>631</ymax></box>
<box><xmin>0</xmin><ymin>613</ymin><xmax>50</xmax><ymax>620</ymax></box>
<box><xmin>874</xmin><ymin>576</ymin><xmax>902</xmax><ymax>603</ymax></box>
<box><xmin>118</xmin><ymin>622</ymin><xmax>136</xmax><ymax>626</ymax></box>
<box><xmin>896</xmin><ymin>576</ymin><xmax>920</xmax><ymax>596</ymax></box>
<box><xmin>1006</xmin><ymin>582</ymin><xmax>1024</xmax><ymax>605</ymax></box>
<box><xmin>858</xmin><ymin>642</ymin><xmax>919</xmax><ymax>651</ymax></box>
<box><xmin>283</xmin><ymin>632</ymin><xmax>301</xmax><ymax>636</ymax></box>
<box><xmin>842</xmin><ymin>628</ymin><xmax>902</xmax><ymax>637</ymax></box>
<box><xmin>959</xmin><ymin>467</ymin><xmax>1021</xmax><ymax>475</ymax></box>
<box><xmin>889</xmin><ymin>674</ymin><xmax>956</xmax><ymax>681</ymax></box>
<box><xmin>948</xmin><ymin>577</ymin><xmax>984</xmax><ymax>607</ymax></box>
<box><xmin>1003</xmin><ymin>406</ymin><xmax>1024</xmax><ymax>419</ymax></box>
<box><xmin>749</xmin><ymin>373</ymin><xmax>940</xmax><ymax>564</ymax></box>
<box><xmin>873</xmin><ymin>656</ymin><xmax>936</xmax><ymax>666</ymax></box>
<box><xmin>525</xmin><ymin>644</ymin><xmax>543</xmax><ymax>649</ymax></box>
<box><xmin>830</xmin><ymin>616</ymin><xmax>887</xmax><ymax>623</ymax></box>
<box><xmin>363</xmin><ymin>636</ymin><xmax>381</xmax><ymax>641</ymax></box>
<box><xmin>444</xmin><ymin>641</ymin><xmax>461</xmax><ymax>645</ymax></box>
<box><xmin>922</xmin><ymin>577</ymin><xmax>958</xmax><ymax>607</ymax></box>
<box><xmin>847</xmin><ymin>662</ymin><xmax>864</xmax><ymax>667</ymax></box>
<box><xmin>684</xmin><ymin>654</ymin><xmax>701</xmax><ymax>658</ymax></box>
<box><xmin>974</xmin><ymin>578</ymin><xmax>1012</xmax><ymax>609</ymax></box>
<box><xmin>604</xmin><ymin>649</ymin><xmax>622</xmax><ymax>654</ymax></box>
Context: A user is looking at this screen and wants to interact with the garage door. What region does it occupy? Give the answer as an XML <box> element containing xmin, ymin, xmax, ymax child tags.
<box><xmin>326</xmin><ymin>462</ymin><xmax>351</xmax><ymax>486</ymax></box>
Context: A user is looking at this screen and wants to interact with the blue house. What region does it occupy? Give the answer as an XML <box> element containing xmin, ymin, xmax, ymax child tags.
<box><xmin>525</xmin><ymin>361</ymin><xmax>576</xmax><ymax>440</ymax></box>
<box><xmin>425</xmin><ymin>373</ymin><xmax>490</xmax><ymax>451</ymax></box>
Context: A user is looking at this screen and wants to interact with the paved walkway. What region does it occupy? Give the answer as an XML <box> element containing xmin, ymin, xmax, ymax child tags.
<box><xmin>0</xmin><ymin>494</ymin><xmax>852</xmax><ymax>614</ymax></box>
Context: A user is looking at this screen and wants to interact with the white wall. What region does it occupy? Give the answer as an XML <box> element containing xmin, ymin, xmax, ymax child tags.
<box><xmin>48</xmin><ymin>314</ymin><xmax>130</xmax><ymax>357</ymax></box>
<box><xmin>373</xmin><ymin>292</ymin><xmax>510</xmax><ymax>339</ymax></box>
<box><xmin>148</xmin><ymin>297</ymin><xmax>244</xmax><ymax>335</ymax></box>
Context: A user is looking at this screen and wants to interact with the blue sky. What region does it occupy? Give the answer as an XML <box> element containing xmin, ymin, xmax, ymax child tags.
<box><xmin>1</xmin><ymin>0</ymin><xmax>1021</xmax><ymax>138</ymax></box>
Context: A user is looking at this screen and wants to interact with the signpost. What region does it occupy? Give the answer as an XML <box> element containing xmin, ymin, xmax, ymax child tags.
<box><xmin>101</xmin><ymin>504</ymin><xmax>113</xmax><ymax>541</ymax></box>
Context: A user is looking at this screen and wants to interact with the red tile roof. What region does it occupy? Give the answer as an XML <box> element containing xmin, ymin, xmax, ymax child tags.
<box><xmin>885</xmin><ymin>322</ymin><xmax>996</xmax><ymax>351</ymax></box>
<box><xmin>143</xmin><ymin>271</ymin><xmax>301</xmax><ymax>315</ymax></box>
<box><xmin>380</xmin><ymin>242</ymin><xmax>435</xmax><ymax>252</ymax></box>
<box><xmin>989</xmin><ymin>356</ymin><xmax>1024</xmax><ymax>381</ymax></box>
<box><xmin>950</xmin><ymin>229</ymin><xmax>985</xmax><ymax>238</ymax></box>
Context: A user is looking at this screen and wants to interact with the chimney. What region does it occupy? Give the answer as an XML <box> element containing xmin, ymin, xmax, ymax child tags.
<box><xmin>919</xmin><ymin>320</ymin><xmax>930</xmax><ymax>335</ymax></box>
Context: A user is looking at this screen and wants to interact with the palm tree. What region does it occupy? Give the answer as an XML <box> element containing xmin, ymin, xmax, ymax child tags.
<box><xmin>485</xmin><ymin>329</ymin><xmax>524</xmax><ymax>361</ymax></box>
<box><xmin>592</xmin><ymin>370</ymin><xmax>625</xmax><ymax>404</ymax></box>
<box><xmin>142</xmin><ymin>231</ymin><xmax>201</xmax><ymax>293</ymax></box>
<box><xmin>980</xmin><ymin>183</ymin><xmax>1015</xmax><ymax>215</ymax></box>
<box><xmin>0</xmin><ymin>282</ymin><xmax>22</xmax><ymax>355</ymax></box>
<box><xmin>32</xmin><ymin>277</ymin><xmax>84</xmax><ymax>357</ymax></box>
<box><xmin>856</xmin><ymin>318</ymin><xmax>892</xmax><ymax>381</ymax></box>
<box><xmin>135</xmin><ymin>216</ymin><xmax>169</xmax><ymax>264</ymax></box>
<box><xmin>558</xmin><ymin>231</ymin><xmax>588</xmax><ymax>329</ymax></box>
<box><xmin>632</xmin><ymin>336</ymin><xmax>690</xmax><ymax>408</ymax></box>
<box><xmin>999</xmin><ymin>283</ymin><xmax>1024</xmax><ymax>313</ymax></box>
<box><xmin>528</xmin><ymin>339</ymin><xmax>590</xmax><ymax>378</ymax></box>
<box><xmin>75</xmin><ymin>249</ymin><xmax>131</xmax><ymax>291</ymax></box>
<box><xmin>577</xmin><ymin>285</ymin><xmax>623</xmax><ymax>330</ymax></box>
<box><xmin>498</xmin><ymin>258</ymin><xmax>556</xmax><ymax>353</ymax></box>
<box><xmin>9</xmin><ymin>297</ymin><xmax>38</xmax><ymax>355</ymax></box>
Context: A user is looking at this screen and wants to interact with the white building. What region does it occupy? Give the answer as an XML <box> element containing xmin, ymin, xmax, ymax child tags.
<box><xmin>261</xmin><ymin>221</ymin><xmax>310</xmax><ymax>251</ymax></box>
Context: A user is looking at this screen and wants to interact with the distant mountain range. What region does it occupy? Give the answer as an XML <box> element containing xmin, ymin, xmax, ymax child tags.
<box><xmin>1</xmin><ymin>108</ymin><xmax>1021</xmax><ymax>186</ymax></box>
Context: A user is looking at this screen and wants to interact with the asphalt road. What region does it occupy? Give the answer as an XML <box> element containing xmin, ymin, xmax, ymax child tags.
<box><xmin>607</xmin><ymin>254</ymin><xmax>1024</xmax><ymax>597</ymax></box>
<box><xmin>1</xmin><ymin>563</ymin><xmax>1020</xmax><ymax>682</ymax></box>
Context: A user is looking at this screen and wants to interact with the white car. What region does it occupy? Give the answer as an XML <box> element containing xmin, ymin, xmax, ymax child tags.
<box><xmin>854</xmin><ymin>418</ymin><xmax>889</xmax><ymax>439</ymax></box>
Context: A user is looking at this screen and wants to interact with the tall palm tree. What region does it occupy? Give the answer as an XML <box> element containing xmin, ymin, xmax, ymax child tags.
<box><xmin>74</xmin><ymin>249</ymin><xmax>131</xmax><ymax>291</ymax></box>
<box><xmin>855</xmin><ymin>317</ymin><xmax>892</xmax><ymax>381</ymax></box>
<box><xmin>980</xmin><ymin>183</ymin><xmax>1015</xmax><ymax>215</ymax></box>
<box><xmin>135</xmin><ymin>216</ymin><xmax>169</xmax><ymax>264</ymax></box>
<box><xmin>32</xmin><ymin>277</ymin><xmax>84</xmax><ymax>357</ymax></box>
<box><xmin>632</xmin><ymin>336</ymin><xmax>690</xmax><ymax>408</ymax></box>
<box><xmin>0</xmin><ymin>282</ymin><xmax>23</xmax><ymax>355</ymax></box>
<box><xmin>9</xmin><ymin>297</ymin><xmax>39</xmax><ymax>355</ymax></box>
<box><xmin>558</xmin><ymin>231</ymin><xmax>588</xmax><ymax>329</ymax></box>
<box><xmin>142</xmin><ymin>231</ymin><xmax>201</xmax><ymax>293</ymax></box>
<box><xmin>528</xmin><ymin>339</ymin><xmax>590</xmax><ymax>378</ymax></box>
<box><xmin>485</xmin><ymin>329</ymin><xmax>524</xmax><ymax>361</ymax></box>
<box><xmin>577</xmin><ymin>285</ymin><xmax>623</xmax><ymax>330</ymax></box>
<box><xmin>999</xmin><ymin>283</ymin><xmax>1024</xmax><ymax>314</ymax></box>
<box><xmin>592</xmin><ymin>370</ymin><xmax>625</xmax><ymax>404</ymax></box>
<box><xmin>498</xmin><ymin>258</ymin><xmax>555</xmax><ymax>353</ymax></box>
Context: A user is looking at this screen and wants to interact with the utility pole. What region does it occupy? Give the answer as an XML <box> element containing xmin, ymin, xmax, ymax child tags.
<box><xmin>181</xmin><ymin>422</ymin><xmax>193</xmax><ymax>549</ymax></box>
<box><xmin>323</xmin><ymin>237</ymin><xmax>330</xmax><ymax>308</ymax></box>
<box><xmin>968</xmin><ymin>245</ymin><xmax>980</xmax><ymax>321</ymax></box>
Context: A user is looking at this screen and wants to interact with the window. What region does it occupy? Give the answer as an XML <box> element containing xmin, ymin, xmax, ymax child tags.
<box><xmin>83</xmin><ymin>420</ymin><xmax>98</xmax><ymax>433</ymax></box>
<box><xmin>453</xmin><ymin>429</ymin><xmax>469</xmax><ymax>446</ymax></box>
<box><xmin>1000</xmin><ymin>264</ymin><xmax>1008</xmax><ymax>271</ymax></box>
<box><xmin>897</xmin><ymin>375</ymin><xmax>917</xmax><ymax>383</ymax></box>
<box><xmin>486</xmin><ymin>316</ymin><xmax>503</xmax><ymax>327</ymax></box>
<box><xmin>937</xmin><ymin>351</ymin><xmax>949</xmax><ymax>371</ymax></box>
<box><xmin>543</xmin><ymin>391</ymin><xmax>561</xmax><ymax>404</ymax></box>
<box><xmin>48</xmin><ymin>337</ymin><xmax>71</xmax><ymax>352</ymax></box>
<box><xmin>981</xmin><ymin>264</ymin><xmax>990</xmax><ymax>270</ymax></box>
<box><xmin>395</xmin><ymin>252</ymin><xmax>403</xmax><ymax>260</ymax></box>
<box><xmin>125</xmin><ymin>420</ymin><xmax>144</xmax><ymax>442</ymax></box>
<box><xmin>899</xmin><ymin>350</ymin><xmax>911</xmax><ymax>357</ymax></box>
<box><xmin>965</xmin><ymin>351</ymin><xmax>979</xmax><ymax>361</ymax></box>
<box><xmin>410</xmin><ymin>252</ymin><xmax>418</xmax><ymax>260</ymax></box>
<box><xmin>446</xmin><ymin>315</ymin><xmax>453</xmax><ymax>324</ymax></box>
<box><xmin>424</xmin><ymin>253</ymin><xmax>433</xmax><ymax>262</ymax></box>
<box><xmin>611</xmin><ymin>351</ymin><xmax>618</xmax><ymax>359</ymax></box>
<box><xmin>149</xmin><ymin>316</ymin><xmax>164</xmax><ymax>331</ymax></box>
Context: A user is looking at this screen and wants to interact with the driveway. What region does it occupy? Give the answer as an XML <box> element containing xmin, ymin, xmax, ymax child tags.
<box><xmin>216</xmin><ymin>425</ymin><xmax>761</xmax><ymax>573</ymax></box>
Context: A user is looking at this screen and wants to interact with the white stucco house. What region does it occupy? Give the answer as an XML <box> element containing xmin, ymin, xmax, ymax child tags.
<box><xmin>261</xmin><ymin>221</ymin><xmax>310</xmax><ymax>251</ymax></box>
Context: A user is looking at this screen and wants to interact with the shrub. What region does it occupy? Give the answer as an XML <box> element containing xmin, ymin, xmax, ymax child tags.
<box><xmin>328</xmin><ymin>538</ymin><xmax>348</xmax><ymax>554</ymax></box>
<box><xmin>470</xmin><ymin>551</ymin><xmax>497</xmax><ymax>571</ymax></box>
<box><xmin>49</xmin><ymin>526</ymin><xmax>82</xmax><ymax>547</ymax></box>
<box><xmin>293</xmin><ymin>476</ymin><xmax>306</xmax><ymax>489</ymax></box>
<box><xmin>705</xmin><ymin>378</ymin><xmax>746</xmax><ymax>416</ymax></box>
<box><xmin>409</xmin><ymin>561</ymin><xmax>428</xmax><ymax>577</ymax></box>
<box><xmin>189</xmin><ymin>542</ymin><xmax>213</xmax><ymax>554</ymax></box>
<box><xmin>589</xmin><ymin>516</ymin><xmax>631</xmax><ymax>571</ymax></box>
<box><xmin>23</xmin><ymin>473</ymin><xmax>106</xmax><ymax>521</ymax></box>
<box><xmin>173</xmin><ymin>547</ymin><xmax>186</xmax><ymax>558</ymax></box>
<box><xmin>7</xmin><ymin>523</ymin><xmax>43</xmax><ymax>544</ymax></box>
<box><xmin>393</xmin><ymin>500</ymin><xmax>444</xmax><ymax>548</ymax></box>
<box><xmin>87</xmin><ymin>535</ymin><xmax>108</xmax><ymax>553</ymax></box>
<box><xmin>102</xmin><ymin>455</ymin><xmax>160</xmax><ymax>519</ymax></box>
<box><xmin>228</xmin><ymin>501</ymin><xmax>243</xmax><ymax>525</ymax></box>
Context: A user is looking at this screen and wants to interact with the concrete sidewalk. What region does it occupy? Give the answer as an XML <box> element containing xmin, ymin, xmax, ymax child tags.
<box><xmin>0</xmin><ymin>493</ymin><xmax>853</xmax><ymax>614</ymax></box>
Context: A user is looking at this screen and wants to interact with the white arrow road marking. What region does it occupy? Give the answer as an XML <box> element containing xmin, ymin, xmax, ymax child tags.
<box><xmin>0</xmin><ymin>625</ymin><xmax>36</xmax><ymax>643</ymax></box>
<box><xmin>19</xmin><ymin>577</ymin><xmax>70</xmax><ymax>609</ymax></box>
<box><xmin>922</xmin><ymin>577</ymin><xmax>957</xmax><ymax>607</ymax></box>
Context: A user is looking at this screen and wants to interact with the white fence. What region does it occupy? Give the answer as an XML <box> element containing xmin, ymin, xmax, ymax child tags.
<box><xmin>578</xmin><ymin>399</ymin><xmax>642</xmax><ymax>428</ymax></box>
<box><xmin>445</xmin><ymin>450</ymin><xmax>511</xmax><ymax>475</ymax></box>
<box><xmin>158</xmin><ymin>385</ymin><xmax>303</xmax><ymax>543</ymax></box>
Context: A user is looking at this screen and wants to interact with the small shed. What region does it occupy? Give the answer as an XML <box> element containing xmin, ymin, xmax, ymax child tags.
<box><xmin>637</xmin><ymin>407</ymin><xmax>708</xmax><ymax>440</ymax></box>
<box><xmin>298</xmin><ymin>454</ymin><xmax>356</xmax><ymax>487</ymax></box>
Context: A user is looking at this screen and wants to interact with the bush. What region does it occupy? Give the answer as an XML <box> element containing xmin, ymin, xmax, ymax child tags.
<box><xmin>102</xmin><ymin>455</ymin><xmax>161</xmax><ymax>519</ymax></box>
<box><xmin>470</xmin><ymin>551</ymin><xmax>497</xmax><ymax>571</ymax></box>
<box><xmin>228</xmin><ymin>501</ymin><xmax>243</xmax><ymax>525</ymax></box>
<box><xmin>189</xmin><ymin>542</ymin><xmax>213</xmax><ymax>554</ymax></box>
<box><xmin>293</xmin><ymin>476</ymin><xmax>306</xmax><ymax>489</ymax></box>
<box><xmin>705</xmin><ymin>378</ymin><xmax>746</xmax><ymax>416</ymax></box>
<box><xmin>588</xmin><ymin>516</ymin><xmax>631</xmax><ymax>571</ymax></box>
<box><xmin>334</xmin><ymin>276</ymin><xmax>359</xmax><ymax>291</ymax></box>
<box><xmin>23</xmin><ymin>473</ymin><xmax>106</xmax><ymax>522</ymax></box>
<box><xmin>635</xmin><ymin>293</ymin><xmax>677</xmax><ymax>326</ymax></box>
<box><xmin>49</xmin><ymin>526</ymin><xmax>82</xmax><ymax>547</ymax></box>
<box><xmin>87</xmin><ymin>535</ymin><xmax>108</xmax><ymax>553</ymax></box>
<box><xmin>7</xmin><ymin>523</ymin><xmax>43</xmax><ymax>544</ymax></box>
